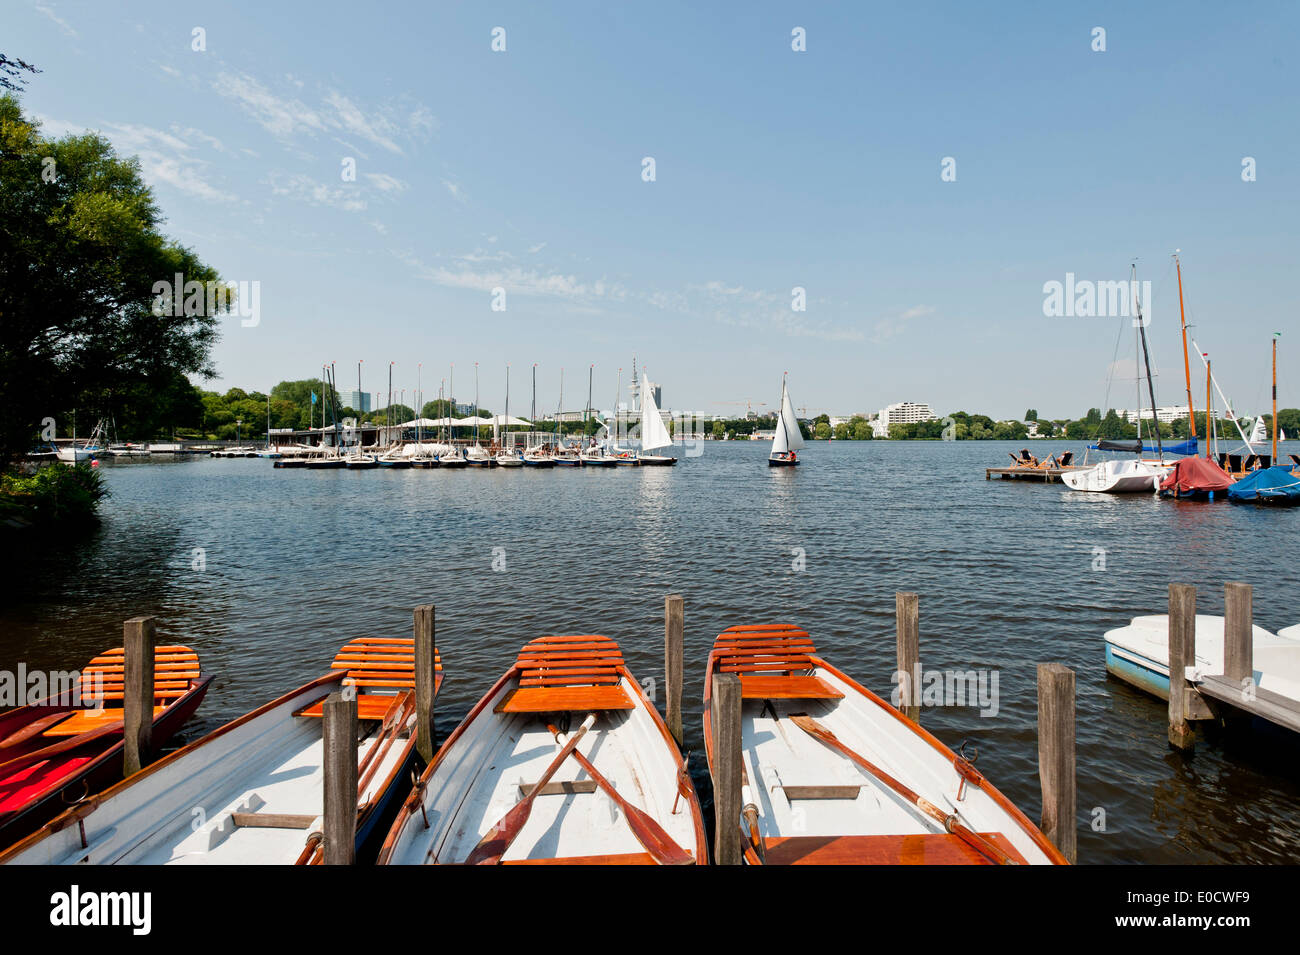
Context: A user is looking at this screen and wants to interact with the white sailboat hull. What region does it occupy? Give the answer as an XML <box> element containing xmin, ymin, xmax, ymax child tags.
<box><xmin>1060</xmin><ymin>459</ymin><xmax>1171</xmax><ymax>493</ymax></box>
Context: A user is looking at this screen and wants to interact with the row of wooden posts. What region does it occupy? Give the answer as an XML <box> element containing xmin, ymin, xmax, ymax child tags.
<box><xmin>114</xmin><ymin>592</ymin><xmax>1079</xmax><ymax>865</ymax></box>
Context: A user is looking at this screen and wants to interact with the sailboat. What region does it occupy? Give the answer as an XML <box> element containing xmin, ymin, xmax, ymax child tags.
<box><xmin>606</xmin><ymin>368</ymin><xmax>639</xmax><ymax>465</ymax></box>
<box><xmin>1062</xmin><ymin>265</ymin><xmax>1173</xmax><ymax>493</ymax></box>
<box><xmin>768</xmin><ymin>376</ymin><xmax>804</xmax><ymax>467</ymax></box>
<box><xmin>55</xmin><ymin>418</ymin><xmax>106</xmax><ymax>463</ymax></box>
<box><xmin>637</xmin><ymin>373</ymin><xmax>676</xmax><ymax>466</ymax></box>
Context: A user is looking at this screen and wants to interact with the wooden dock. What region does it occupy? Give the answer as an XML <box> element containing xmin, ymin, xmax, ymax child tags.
<box><xmin>985</xmin><ymin>466</ymin><xmax>1081</xmax><ymax>483</ymax></box>
<box><xmin>1168</xmin><ymin>581</ymin><xmax>1300</xmax><ymax>748</ymax></box>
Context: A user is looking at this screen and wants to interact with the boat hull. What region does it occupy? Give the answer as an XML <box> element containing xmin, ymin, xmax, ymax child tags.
<box><xmin>638</xmin><ymin>455</ymin><xmax>677</xmax><ymax>466</ymax></box>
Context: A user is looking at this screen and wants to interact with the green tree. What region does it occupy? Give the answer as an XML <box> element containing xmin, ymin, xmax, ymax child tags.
<box><xmin>1024</xmin><ymin>409</ymin><xmax>1038</xmax><ymax>421</ymax></box>
<box><xmin>852</xmin><ymin>418</ymin><xmax>874</xmax><ymax>440</ymax></box>
<box><xmin>0</xmin><ymin>96</ymin><xmax>226</xmax><ymax>462</ymax></box>
<box><xmin>711</xmin><ymin>420</ymin><xmax>725</xmax><ymax>439</ymax></box>
<box><xmin>814</xmin><ymin>421</ymin><xmax>831</xmax><ymax>440</ymax></box>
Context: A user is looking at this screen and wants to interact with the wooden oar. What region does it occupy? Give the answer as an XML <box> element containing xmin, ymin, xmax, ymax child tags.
<box><xmin>0</xmin><ymin>711</ymin><xmax>74</xmax><ymax>751</ymax></box>
<box><xmin>787</xmin><ymin>714</ymin><xmax>1019</xmax><ymax>865</ymax></box>
<box><xmin>464</xmin><ymin>713</ymin><xmax>596</xmax><ymax>865</ymax></box>
<box><xmin>739</xmin><ymin>758</ymin><xmax>766</xmax><ymax>863</ymax></box>
<box><xmin>0</xmin><ymin>719</ymin><xmax>124</xmax><ymax>778</ymax></box>
<box><xmin>545</xmin><ymin>722</ymin><xmax>693</xmax><ymax>866</ymax></box>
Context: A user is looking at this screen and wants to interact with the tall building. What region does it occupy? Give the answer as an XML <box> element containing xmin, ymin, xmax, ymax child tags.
<box><xmin>347</xmin><ymin>390</ymin><xmax>372</xmax><ymax>413</ymax></box>
<box><xmin>872</xmin><ymin>401</ymin><xmax>936</xmax><ymax>437</ymax></box>
<box><xmin>1117</xmin><ymin>405</ymin><xmax>1213</xmax><ymax>424</ymax></box>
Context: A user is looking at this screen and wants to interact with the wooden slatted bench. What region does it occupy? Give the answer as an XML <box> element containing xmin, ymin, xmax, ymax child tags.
<box><xmin>295</xmin><ymin>638</ymin><xmax>439</xmax><ymax>721</ymax></box>
<box><xmin>495</xmin><ymin>635</ymin><xmax>634</xmax><ymax>713</ymax></box>
<box><xmin>43</xmin><ymin>646</ymin><xmax>203</xmax><ymax>737</ymax></box>
<box><xmin>712</xmin><ymin>625</ymin><xmax>844</xmax><ymax>701</ymax></box>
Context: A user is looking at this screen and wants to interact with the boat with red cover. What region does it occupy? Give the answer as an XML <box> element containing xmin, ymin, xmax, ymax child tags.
<box><xmin>1158</xmin><ymin>456</ymin><xmax>1235</xmax><ymax>500</ymax></box>
<box><xmin>0</xmin><ymin>644</ymin><xmax>210</xmax><ymax>849</ymax></box>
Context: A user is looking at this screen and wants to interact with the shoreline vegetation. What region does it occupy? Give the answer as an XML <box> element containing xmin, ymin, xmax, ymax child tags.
<box><xmin>0</xmin><ymin>462</ymin><xmax>107</xmax><ymax>531</ymax></box>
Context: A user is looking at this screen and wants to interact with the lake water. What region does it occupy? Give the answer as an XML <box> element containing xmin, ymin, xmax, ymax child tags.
<box><xmin>4</xmin><ymin>440</ymin><xmax>1298</xmax><ymax>863</ymax></box>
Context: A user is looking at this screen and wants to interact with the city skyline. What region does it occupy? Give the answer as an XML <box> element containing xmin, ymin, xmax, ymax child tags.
<box><xmin>9</xmin><ymin>1</ymin><xmax>1297</xmax><ymax>420</ymax></box>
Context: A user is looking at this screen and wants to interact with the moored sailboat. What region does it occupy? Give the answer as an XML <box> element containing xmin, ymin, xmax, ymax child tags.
<box><xmin>637</xmin><ymin>373</ymin><xmax>676</xmax><ymax>466</ymax></box>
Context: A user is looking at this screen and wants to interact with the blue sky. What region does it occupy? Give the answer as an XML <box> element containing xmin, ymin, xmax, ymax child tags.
<box><xmin>9</xmin><ymin>0</ymin><xmax>1299</xmax><ymax>420</ymax></box>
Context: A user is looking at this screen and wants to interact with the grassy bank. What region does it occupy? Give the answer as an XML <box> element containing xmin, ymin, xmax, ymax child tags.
<box><xmin>0</xmin><ymin>462</ymin><xmax>109</xmax><ymax>530</ymax></box>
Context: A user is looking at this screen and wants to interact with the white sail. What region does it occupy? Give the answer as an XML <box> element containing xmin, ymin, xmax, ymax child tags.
<box><xmin>772</xmin><ymin>380</ymin><xmax>805</xmax><ymax>455</ymax></box>
<box><xmin>640</xmin><ymin>374</ymin><xmax>672</xmax><ymax>451</ymax></box>
<box><xmin>1249</xmin><ymin>417</ymin><xmax>1267</xmax><ymax>445</ymax></box>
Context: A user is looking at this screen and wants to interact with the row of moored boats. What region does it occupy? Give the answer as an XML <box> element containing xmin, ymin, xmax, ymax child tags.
<box><xmin>0</xmin><ymin>623</ymin><xmax>1065</xmax><ymax>865</ymax></box>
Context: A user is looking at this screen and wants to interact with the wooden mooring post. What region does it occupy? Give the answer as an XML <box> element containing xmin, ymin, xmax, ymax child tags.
<box><xmin>896</xmin><ymin>592</ymin><xmax>920</xmax><ymax>723</ymax></box>
<box><xmin>414</xmin><ymin>604</ymin><xmax>437</xmax><ymax>764</ymax></box>
<box><xmin>1167</xmin><ymin>583</ymin><xmax>1212</xmax><ymax>750</ymax></box>
<box><xmin>123</xmin><ymin>616</ymin><xmax>156</xmax><ymax>777</ymax></box>
<box><xmin>664</xmin><ymin>593</ymin><xmax>684</xmax><ymax>746</ymax></box>
<box><xmin>323</xmin><ymin>691</ymin><xmax>358</xmax><ymax>865</ymax></box>
<box><xmin>710</xmin><ymin>672</ymin><xmax>743</xmax><ymax>865</ymax></box>
<box><xmin>1036</xmin><ymin>663</ymin><xmax>1076</xmax><ymax>863</ymax></box>
<box><xmin>1223</xmin><ymin>582</ymin><xmax>1253</xmax><ymax>690</ymax></box>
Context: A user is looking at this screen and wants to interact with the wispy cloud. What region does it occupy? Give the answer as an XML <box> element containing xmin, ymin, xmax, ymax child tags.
<box><xmin>364</xmin><ymin>172</ymin><xmax>408</xmax><ymax>194</ymax></box>
<box><xmin>441</xmin><ymin>179</ymin><xmax>467</xmax><ymax>203</ymax></box>
<box><xmin>34</xmin><ymin>2</ymin><xmax>78</xmax><ymax>38</ymax></box>
<box><xmin>35</xmin><ymin>114</ymin><xmax>237</xmax><ymax>203</ymax></box>
<box><xmin>213</xmin><ymin>71</ymin><xmax>434</xmax><ymax>157</ymax></box>
<box><xmin>871</xmin><ymin>305</ymin><xmax>935</xmax><ymax>344</ymax></box>
<box><xmin>266</xmin><ymin>173</ymin><xmax>366</xmax><ymax>212</ymax></box>
<box><xmin>396</xmin><ymin>250</ymin><xmax>626</xmax><ymax>302</ymax></box>
<box><xmin>213</xmin><ymin>72</ymin><xmax>329</xmax><ymax>138</ymax></box>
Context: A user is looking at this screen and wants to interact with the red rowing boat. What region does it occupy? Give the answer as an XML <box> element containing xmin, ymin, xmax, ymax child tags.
<box><xmin>0</xmin><ymin>644</ymin><xmax>211</xmax><ymax>849</ymax></box>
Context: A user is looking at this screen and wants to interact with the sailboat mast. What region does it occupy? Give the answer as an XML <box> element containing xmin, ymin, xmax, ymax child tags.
<box><xmin>474</xmin><ymin>362</ymin><xmax>480</xmax><ymax>447</ymax></box>
<box><xmin>531</xmin><ymin>363</ymin><xmax>537</xmax><ymax>446</ymax></box>
<box><xmin>1133</xmin><ymin>267</ymin><xmax>1163</xmax><ymax>460</ymax></box>
<box><xmin>587</xmin><ymin>365</ymin><xmax>593</xmax><ymax>427</ymax></box>
<box><xmin>1205</xmin><ymin>359</ymin><xmax>1212</xmax><ymax>459</ymax></box>
<box><xmin>1273</xmin><ymin>335</ymin><xmax>1279</xmax><ymax>461</ymax></box>
<box><xmin>1174</xmin><ymin>253</ymin><xmax>1197</xmax><ymax>440</ymax></box>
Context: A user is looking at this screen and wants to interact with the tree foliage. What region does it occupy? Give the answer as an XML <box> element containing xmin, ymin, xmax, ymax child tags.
<box><xmin>0</xmin><ymin>96</ymin><xmax>226</xmax><ymax>461</ymax></box>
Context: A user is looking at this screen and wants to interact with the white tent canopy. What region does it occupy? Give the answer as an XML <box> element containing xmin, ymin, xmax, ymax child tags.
<box><xmin>395</xmin><ymin>418</ymin><xmax>440</xmax><ymax>428</ymax></box>
<box><xmin>487</xmin><ymin>414</ymin><xmax>533</xmax><ymax>427</ymax></box>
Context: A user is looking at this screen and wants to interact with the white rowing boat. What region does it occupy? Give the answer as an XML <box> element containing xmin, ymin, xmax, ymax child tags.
<box><xmin>0</xmin><ymin>638</ymin><xmax>441</xmax><ymax>865</ymax></box>
<box><xmin>1104</xmin><ymin>614</ymin><xmax>1300</xmax><ymax>701</ymax></box>
<box><xmin>703</xmin><ymin>624</ymin><xmax>1065</xmax><ymax>864</ymax></box>
<box><xmin>379</xmin><ymin>635</ymin><xmax>706</xmax><ymax>865</ymax></box>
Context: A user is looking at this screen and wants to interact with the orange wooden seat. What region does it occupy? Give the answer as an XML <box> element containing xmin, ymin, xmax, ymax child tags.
<box><xmin>495</xmin><ymin>635</ymin><xmax>634</xmax><ymax>713</ymax></box>
<box><xmin>712</xmin><ymin>625</ymin><xmax>843</xmax><ymax>700</ymax></box>
<box><xmin>76</xmin><ymin>645</ymin><xmax>202</xmax><ymax>707</ymax></box>
<box><xmin>297</xmin><ymin>638</ymin><xmax>441</xmax><ymax>722</ymax></box>
<box><xmin>41</xmin><ymin>705</ymin><xmax>166</xmax><ymax>738</ymax></box>
<box><xmin>761</xmin><ymin>833</ymin><xmax>1028</xmax><ymax>865</ymax></box>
